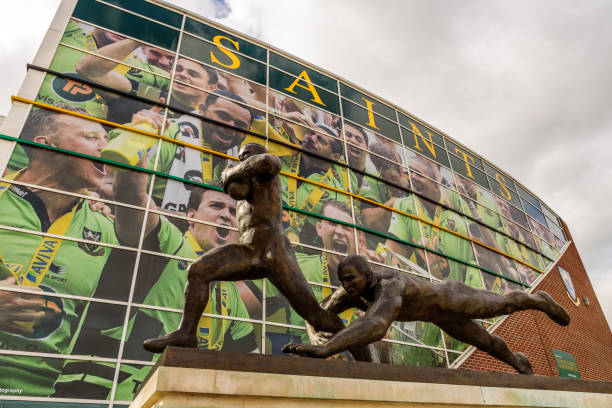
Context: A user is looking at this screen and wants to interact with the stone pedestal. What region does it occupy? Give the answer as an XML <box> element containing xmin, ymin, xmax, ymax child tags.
<box><xmin>131</xmin><ymin>347</ymin><xmax>612</xmax><ymax>408</ymax></box>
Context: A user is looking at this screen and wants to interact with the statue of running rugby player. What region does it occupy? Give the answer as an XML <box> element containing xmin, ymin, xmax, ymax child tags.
<box><xmin>144</xmin><ymin>143</ymin><xmax>370</xmax><ymax>360</ymax></box>
<box><xmin>283</xmin><ymin>255</ymin><xmax>570</xmax><ymax>374</ymax></box>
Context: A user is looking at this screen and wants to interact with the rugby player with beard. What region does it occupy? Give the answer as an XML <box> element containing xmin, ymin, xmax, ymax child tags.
<box><xmin>0</xmin><ymin>105</ymin><xmax>119</xmax><ymax>396</ymax></box>
<box><xmin>145</xmin><ymin>91</ymin><xmax>254</xmax><ymax>212</ymax></box>
<box><xmin>385</xmin><ymin>156</ymin><xmax>481</xmax><ymax>287</ymax></box>
<box><xmin>279</xmin><ymin>128</ymin><xmax>353</xmax><ymax>243</ymax></box>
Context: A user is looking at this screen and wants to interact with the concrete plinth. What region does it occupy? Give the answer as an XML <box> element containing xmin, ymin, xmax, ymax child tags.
<box><xmin>131</xmin><ymin>348</ymin><xmax>612</xmax><ymax>408</ymax></box>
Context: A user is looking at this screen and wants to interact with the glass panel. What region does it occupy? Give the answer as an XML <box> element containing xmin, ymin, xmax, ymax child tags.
<box><xmin>541</xmin><ymin>204</ymin><xmax>557</xmax><ymax>223</ymax></box>
<box><xmin>184</xmin><ymin>17</ymin><xmax>267</xmax><ymax>62</ymax></box>
<box><xmin>522</xmin><ymin>198</ymin><xmax>548</xmax><ymax>227</ymax></box>
<box><xmin>482</xmin><ymin>161</ymin><xmax>516</xmax><ymax>191</ymax></box>
<box><xmin>270</xmin><ymin>52</ymin><xmax>337</xmax><ymax>92</ymax></box>
<box><xmin>547</xmin><ymin>218</ymin><xmax>565</xmax><ymax>240</ymax></box>
<box><xmin>495</xmin><ymin>196</ymin><xmax>528</xmax><ymax>228</ymax></box>
<box><xmin>73</xmin><ymin>0</ymin><xmax>180</xmax><ymax>51</ymax></box>
<box><xmin>0</xmin><ymin>291</ymin><xmax>125</xmax><ymax>357</ymax></box>
<box><xmin>425</xmin><ymin>252</ymin><xmax>484</xmax><ymax>289</ymax></box>
<box><xmin>269</xmin><ymin>67</ymin><xmax>340</xmax><ymax>115</ymax></box>
<box><xmin>269</xmin><ymin>89</ymin><xmax>342</xmax><ymax>139</ymax></box>
<box><xmin>367</xmin><ymin>135</ymin><xmax>406</xmax><ymax>169</ymax></box>
<box><xmin>448</xmin><ymin>152</ymin><xmax>489</xmax><ymax>190</ymax></box>
<box><xmin>443</xmin><ymin>329</ymin><xmax>469</xmax><ymax>352</ymax></box>
<box><xmin>516</xmin><ymin>262</ymin><xmax>541</xmax><ymax>287</ymax></box>
<box><xmin>21</xmin><ymin>82</ymin><xmax>163</xmax><ymax>169</ymax></box>
<box><xmin>340</xmin><ymin>82</ymin><xmax>396</xmax><ymax>120</ymax></box>
<box><xmin>528</xmin><ymin>217</ymin><xmax>555</xmax><ymax>246</ymax></box>
<box><xmin>516</xmin><ymin>184</ymin><xmax>540</xmax><ymax>209</ymax></box>
<box><xmin>460</xmin><ymin>195</ymin><xmax>503</xmax><ymax>231</ymax></box>
<box><xmin>265</xmin><ymin>325</ymin><xmax>305</xmax><ymax>356</ymax></box>
<box><xmin>473</xmin><ymin>244</ymin><xmax>521</xmax><ymax>283</ymax></box>
<box><xmin>359</xmin><ymin>230</ymin><xmax>429</xmax><ymax>276</ymax></box>
<box><xmin>444</xmin><ymin>139</ymin><xmax>484</xmax><ymax>170</ymax></box>
<box><xmin>179</xmin><ymin>34</ymin><xmax>266</xmax><ymax>85</ymax></box>
<box><xmin>401</xmin><ymin>128</ymin><xmax>450</xmax><ymax>168</ymax></box>
<box><xmin>481</xmin><ymin>271</ymin><xmax>522</xmax><ymax>295</ymax></box>
<box><xmin>377</xmin><ymin>340</ymin><xmax>446</xmax><ymax>368</ymax></box>
<box><xmin>341</xmin><ymin>99</ymin><xmax>400</xmax><ymax>143</ymax></box>
<box><xmin>0</xmin><ymin>354</ymin><xmax>116</xmax><ymax>399</ymax></box>
<box><xmin>397</xmin><ymin>112</ymin><xmax>446</xmax><ymax>147</ymax></box>
<box><xmin>59</xmin><ymin>19</ymin><xmax>175</xmax><ymax>76</ymax></box>
<box><xmin>447</xmin><ymin>351</ymin><xmax>463</xmax><ymax>366</ymax></box>
<box><xmin>114</xmin><ymin>363</ymin><xmax>154</xmax><ymax>402</ymax></box>
<box><xmin>282</xmin><ymin>198</ymin><xmax>354</xmax><ymax>248</ymax></box>
<box><xmin>487</xmin><ymin>174</ymin><xmax>522</xmax><ymax>208</ymax></box>
<box><xmin>103</xmin><ymin>0</ymin><xmax>183</xmax><ymax>27</ymax></box>
<box><xmin>153</xmin><ymin>108</ymin><xmax>249</xmax><ymax>184</ymax></box>
<box><xmin>405</xmin><ymin>149</ymin><xmax>456</xmax><ymax>190</ymax></box>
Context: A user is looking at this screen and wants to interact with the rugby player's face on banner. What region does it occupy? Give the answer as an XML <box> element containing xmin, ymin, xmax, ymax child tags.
<box><xmin>203</xmin><ymin>98</ymin><xmax>251</xmax><ymax>151</ymax></box>
<box><xmin>317</xmin><ymin>205</ymin><xmax>355</xmax><ymax>255</ymax></box>
<box><xmin>344</xmin><ymin>123</ymin><xmax>368</xmax><ymax>162</ymax></box>
<box><xmin>410</xmin><ymin>160</ymin><xmax>438</xmax><ymax>198</ymax></box>
<box><xmin>302</xmin><ymin>130</ymin><xmax>337</xmax><ymax>160</ymax></box>
<box><xmin>174</xmin><ymin>58</ymin><xmax>214</xmax><ymax>95</ymax></box>
<box><xmin>36</xmin><ymin>114</ymin><xmax>109</xmax><ymax>189</ymax></box>
<box><xmin>188</xmin><ymin>190</ymin><xmax>239</xmax><ymax>251</ymax></box>
<box><xmin>141</xmin><ymin>46</ymin><xmax>175</xmax><ymax>72</ymax></box>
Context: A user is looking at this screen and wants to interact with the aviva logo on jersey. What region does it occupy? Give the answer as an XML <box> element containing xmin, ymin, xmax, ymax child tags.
<box><xmin>23</xmin><ymin>239</ymin><xmax>59</xmax><ymax>284</ymax></box>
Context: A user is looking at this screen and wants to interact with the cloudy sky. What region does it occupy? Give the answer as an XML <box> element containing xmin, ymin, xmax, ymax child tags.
<box><xmin>1</xmin><ymin>0</ymin><xmax>610</xmax><ymax>325</ymax></box>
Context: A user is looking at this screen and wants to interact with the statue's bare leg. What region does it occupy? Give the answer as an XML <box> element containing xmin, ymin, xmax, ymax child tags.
<box><xmin>438</xmin><ymin>319</ymin><xmax>534</xmax><ymax>374</ymax></box>
<box><xmin>143</xmin><ymin>244</ymin><xmax>263</xmax><ymax>353</ymax></box>
<box><xmin>268</xmin><ymin>240</ymin><xmax>372</xmax><ymax>361</ymax></box>
<box><xmin>438</xmin><ymin>281</ymin><xmax>569</xmax><ymax>326</ymax></box>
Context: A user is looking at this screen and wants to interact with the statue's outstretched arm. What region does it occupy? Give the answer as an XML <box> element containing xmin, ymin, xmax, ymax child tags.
<box><xmin>322</xmin><ymin>291</ymin><xmax>401</xmax><ymax>355</ymax></box>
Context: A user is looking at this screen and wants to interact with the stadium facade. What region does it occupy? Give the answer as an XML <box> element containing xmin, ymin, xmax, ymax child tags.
<box><xmin>0</xmin><ymin>0</ymin><xmax>609</xmax><ymax>406</ymax></box>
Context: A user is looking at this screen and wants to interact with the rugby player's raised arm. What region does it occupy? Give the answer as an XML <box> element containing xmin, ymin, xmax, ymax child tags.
<box><xmin>75</xmin><ymin>39</ymin><xmax>138</xmax><ymax>97</ymax></box>
<box><xmin>113</xmin><ymin>159</ymin><xmax>159</xmax><ymax>246</ymax></box>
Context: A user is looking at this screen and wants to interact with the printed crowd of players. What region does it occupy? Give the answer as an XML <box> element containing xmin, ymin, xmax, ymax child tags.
<box><xmin>0</xmin><ymin>19</ymin><xmax>557</xmax><ymax>399</ymax></box>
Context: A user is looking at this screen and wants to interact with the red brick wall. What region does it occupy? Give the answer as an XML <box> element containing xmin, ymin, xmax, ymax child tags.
<box><xmin>459</xmin><ymin>222</ymin><xmax>612</xmax><ymax>380</ymax></box>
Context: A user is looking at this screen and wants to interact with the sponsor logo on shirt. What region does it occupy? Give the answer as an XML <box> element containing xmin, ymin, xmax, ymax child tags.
<box><xmin>51</xmin><ymin>73</ymin><xmax>96</xmax><ymax>103</ymax></box>
<box><xmin>78</xmin><ymin>227</ymin><xmax>105</xmax><ymax>256</ymax></box>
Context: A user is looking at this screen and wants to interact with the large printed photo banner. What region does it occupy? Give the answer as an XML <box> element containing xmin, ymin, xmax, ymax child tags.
<box><xmin>0</xmin><ymin>0</ymin><xmax>570</xmax><ymax>403</ymax></box>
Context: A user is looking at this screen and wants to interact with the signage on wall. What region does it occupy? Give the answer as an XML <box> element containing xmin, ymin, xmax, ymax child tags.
<box><xmin>552</xmin><ymin>349</ymin><xmax>581</xmax><ymax>379</ymax></box>
<box><xmin>558</xmin><ymin>266</ymin><xmax>580</xmax><ymax>306</ymax></box>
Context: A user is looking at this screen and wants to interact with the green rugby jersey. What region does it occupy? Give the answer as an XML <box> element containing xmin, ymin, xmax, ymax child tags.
<box><xmin>53</xmin><ymin>216</ymin><xmax>253</xmax><ymax>400</ymax></box>
<box><xmin>359</xmin><ymin>172</ymin><xmax>391</xmax><ymax>204</ymax></box>
<box><xmin>140</xmin><ymin>217</ymin><xmax>253</xmax><ymax>347</ymax></box>
<box><xmin>0</xmin><ymin>182</ymin><xmax>117</xmax><ymax>396</ymax></box>
<box><xmin>389</xmin><ymin>196</ymin><xmax>482</xmax><ymax>287</ymax></box>
<box><xmin>279</xmin><ymin>154</ymin><xmax>351</xmax><ymax>242</ymax></box>
<box><xmin>150</xmin><ymin>121</ymin><xmax>228</xmax><ymax>207</ymax></box>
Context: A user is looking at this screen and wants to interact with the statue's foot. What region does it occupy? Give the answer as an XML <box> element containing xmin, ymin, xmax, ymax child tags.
<box><xmin>536</xmin><ymin>291</ymin><xmax>570</xmax><ymax>326</ymax></box>
<box><xmin>282</xmin><ymin>343</ymin><xmax>329</xmax><ymax>358</ymax></box>
<box><xmin>143</xmin><ymin>330</ymin><xmax>197</xmax><ymax>353</ymax></box>
<box><xmin>515</xmin><ymin>352</ymin><xmax>534</xmax><ymax>375</ymax></box>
